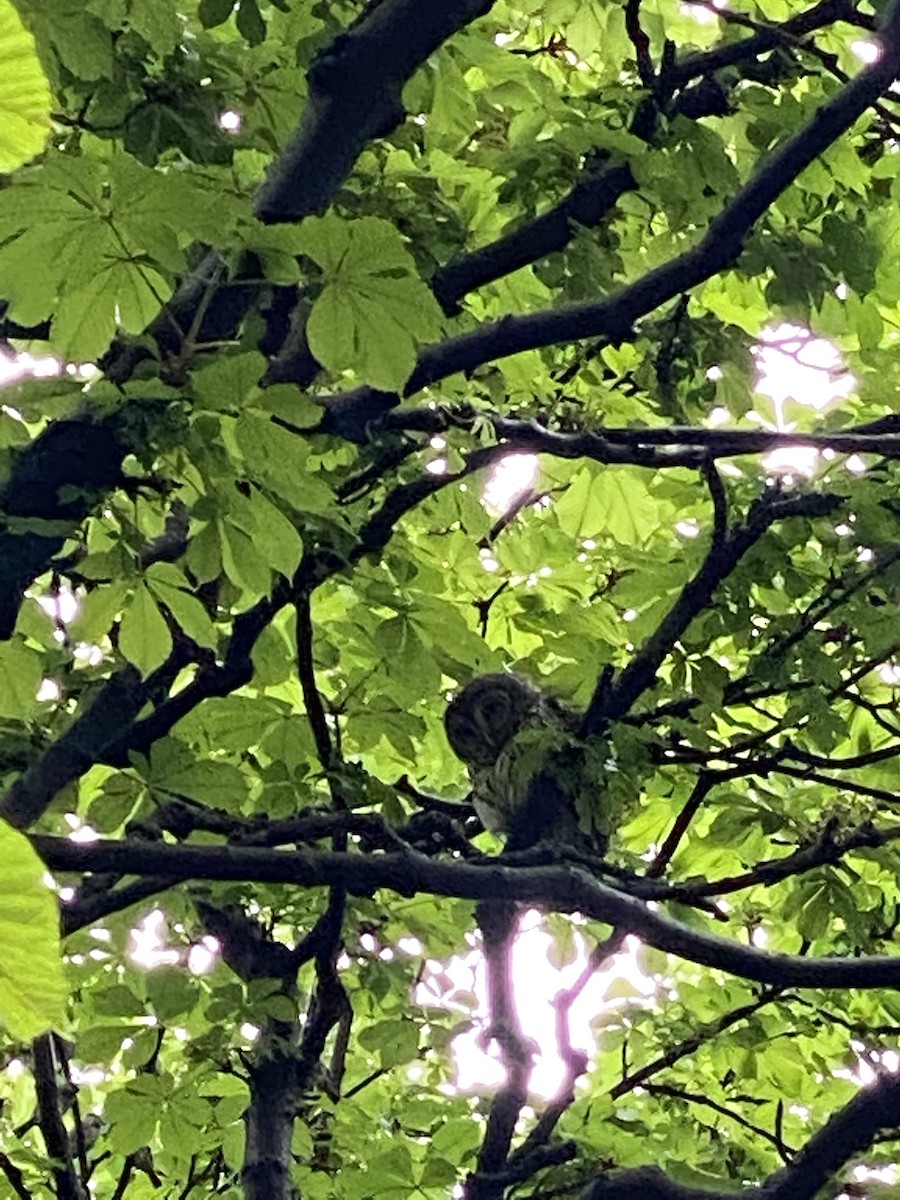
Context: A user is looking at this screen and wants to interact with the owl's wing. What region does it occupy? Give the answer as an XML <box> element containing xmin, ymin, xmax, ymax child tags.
<box><xmin>470</xmin><ymin>765</ymin><xmax>513</xmax><ymax>834</ymax></box>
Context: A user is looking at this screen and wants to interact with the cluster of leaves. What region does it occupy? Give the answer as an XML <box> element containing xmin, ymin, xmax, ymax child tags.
<box><xmin>4</xmin><ymin>0</ymin><xmax>900</xmax><ymax>1199</ymax></box>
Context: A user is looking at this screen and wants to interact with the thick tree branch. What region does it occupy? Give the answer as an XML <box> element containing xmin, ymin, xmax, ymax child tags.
<box><xmin>32</xmin><ymin>1034</ymin><xmax>80</xmax><ymax>1200</ymax></box>
<box><xmin>763</xmin><ymin>1068</ymin><xmax>900</xmax><ymax>1200</ymax></box>
<box><xmin>387</xmin><ymin>409</ymin><xmax>900</xmax><ymax>466</ymax></box>
<box><xmin>670</xmin><ymin>0</ymin><xmax>859</xmax><ymax>87</ymax></box>
<box><xmin>0</xmin><ymin>417</ymin><xmax>129</xmax><ymax>639</ymax></box>
<box><xmin>0</xmin><ymin>657</ymin><xmax>187</xmax><ymax>831</ymax></box>
<box><xmin>34</xmin><ymin>835</ymin><xmax>900</xmax><ymax>989</ymax></box>
<box><xmin>465</xmin><ymin>901</ymin><xmax>531</xmax><ymax>1199</ymax></box>
<box><xmin>295</xmin><ymin>592</ymin><xmax>333</xmax><ymax>769</ymax></box>
<box><xmin>195</xmin><ymin>901</ymin><xmax>300</xmax><ymax>1200</ymax></box>
<box><xmin>321</xmin><ymin>10</ymin><xmax>900</xmax><ymax>439</ymax></box>
<box><xmin>256</xmin><ymin>0</ymin><xmax>495</xmax><ymax>223</ymax></box>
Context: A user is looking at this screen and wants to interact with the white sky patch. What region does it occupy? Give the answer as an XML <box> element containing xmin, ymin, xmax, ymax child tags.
<box><xmin>37</xmin><ymin>588</ymin><xmax>81</xmax><ymax>627</ymax></box>
<box><xmin>851</xmin><ymin>39</ymin><xmax>880</xmax><ymax>63</ymax></box>
<box><xmin>752</xmin><ymin>323</ymin><xmax>855</xmax><ymax>476</ymax></box>
<box><xmin>483</xmin><ymin>454</ymin><xmax>539</xmax><ymax>515</ymax></box>
<box><xmin>70</xmin><ymin>1075</ymin><xmax>109</xmax><ymax>1094</ymax></box>
<box><xmin>754</xmin><ymin>324</ymin><xmax>854</xmax><ymax>411</ymax></box>
<box><xmin>129</xmin><ymin>908</ymin><xmax>182</xmax><ymax>969</ymax></box>
<box><xmin>70</xmin><ymin>825</ymin><xmax>99</xmax><ymax>844</ymax></box>
<box><xmin>188</xmin><ymin>936</ymin><xmax>220</xmax><ymax>975</ymax></box>
<box><xmin>417</xmin><ymin>915</ymin><xmax>654</xmax><ymax>1099</ymax></box>
<box><xmin>675</xmin><ymin>520</ymin><xmax>701</xmax><ymax>538</ymax></box>
<box><xmin>37</xmin><ymin>678</ymin><xmax>61</xmax><ymax>702</ymax></box>
<box><xmin>0</xmin><ymin>352</ymin><xmax>60</xmax><ymax>386</ymax></box>
<box><xmin>218</xmin><ymin>109</ymin><xmax>242</xmax><ymax>132</ymax></box>
<box><xmin>706</xmin><ymin>405</ymin><xmax>730</xmax><ymax>427</ymax></box>
<box><xmin>682</xmin><ymin>0</ymin><xmax>728</xmax><ymax>23</ymax></box>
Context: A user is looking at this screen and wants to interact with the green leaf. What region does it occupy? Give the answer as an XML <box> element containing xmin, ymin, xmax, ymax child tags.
<box><xmin>299</xmin><ymin>215</ymin><xmax>442</xmax><ymax>391</ymax></box>
<box><xmin>105</xmin><ymin>1085</ymin><xmax>161</xmax><ymax>1155</ymax></box>
<box><xmin>554</xmin><ymin>466</ymin><xmax>663</xmax><ymax>544</ymax></box>
<box><xmin>0</xmin><ymin>640</ymin><xmax>42</xmax><ymax>718</ymax></box>
<box><xmin>236</xmin><ymin>0</ymin><xmax>266</xmax><ymax>43</ymax></box>
<box><xmin>119</xmin><ymin>584</ymin><xmax>173</xmax><ymax>676</ymax></box>
<box><xmin>92</xmin><ymin>984</ymin><xmax>146</xmax><ymax>1018</ymax></box>
<box><xmin>0</xmin><ymin>822</ymin><xmax>66</xmax><ymax>1038</ymax></box>
<box><xmin>198</xmin><ymin>0</ymin><xmax>234</xmax><ymax>27</ymax></box>
<box><xmin>147</xmin><ymin>739</ymin><xmax>249</xmax><ymax>809</ymax></box>
<box><xmin>358</xmin><ymin>1019</ymin><xmax>420</xmax><ymax>1069</ymax></box>
<box><xmin>145</xmin><ymin>563</ymin><xmax>218</xmax><ymax>649</ymax></box>
<box><xmin>145</xmin><ymin>969</ymin><xmax>200</xmax><ymax>1021</ymax></box>
<box><xmin>0</xmin><ymin>0</ymin><xmax>51</xmax><ymax>172</ymax></box>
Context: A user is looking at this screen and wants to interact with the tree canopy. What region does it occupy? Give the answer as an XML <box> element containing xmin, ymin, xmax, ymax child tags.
<box><xmin>4</xmin><ymin>0</ymin><xmax>900</xmax><ymax>1197</ymax></box>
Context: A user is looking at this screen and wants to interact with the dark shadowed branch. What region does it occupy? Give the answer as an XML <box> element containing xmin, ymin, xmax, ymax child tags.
<box><xmin>321</xmin><ymin>9</ymin><xmax>900</xmax><ymax>439</ymax></box>
<box><xmin>34</xmin><ymin>834</ymin><xmax>900</xmax><ymax>989</ymax></box>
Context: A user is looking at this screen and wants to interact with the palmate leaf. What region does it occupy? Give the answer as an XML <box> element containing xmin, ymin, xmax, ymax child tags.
<box><xmin>299</xmin><ymin>214</ymin><xmax>443</xmax><ymax>391</ymax></box>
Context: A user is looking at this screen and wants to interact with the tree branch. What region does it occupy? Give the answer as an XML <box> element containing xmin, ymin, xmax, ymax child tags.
<box><xmin>581</xmin><ymin>489</ymin><xmax>842</xmax><ymax>733</ymax></box>
<box><xmin>465</xmin><ymin>902</ymin><xmax>531</xmax><ymax>1199</ymax></box>
<box><xmin>35</xmin><ymin>835</ymin><xmax>900</xmax><ymax>989</ymax></box>
<box><xmin>580</xmin><ymin>1066</ymin><xmax>900</xmax><ymax>1198</ymax></box>
<box><xmin>610</xmin><ymin>989</ymin><xmax>784</xmax><ymax>1098</ymax></box>
<box><xmin>321</xmin><ymin>10</ymin><xmax>900</xmax><ymax>439</ymax></box>
<box><xmin>256</xmin><ymin>0</ymin><xmax>495</xmax><ymax>223</ymax></box>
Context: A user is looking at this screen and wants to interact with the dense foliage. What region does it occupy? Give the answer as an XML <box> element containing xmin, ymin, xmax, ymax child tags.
<box><xmin>4</xmin><ymin>0</ymin><xmax>900</xmax><ymax>1197</ymax></box>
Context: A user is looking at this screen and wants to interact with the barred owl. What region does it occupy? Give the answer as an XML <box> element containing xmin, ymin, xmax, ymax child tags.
<box><xmin>444</xmin><ymin>673</ymin><xmax>600</xmax><ymax>850</ymax></box>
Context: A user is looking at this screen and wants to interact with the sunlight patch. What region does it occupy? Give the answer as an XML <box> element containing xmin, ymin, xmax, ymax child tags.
<box><xmin>483</xmin><ymin>454</ymin><xmax>539</xmax><ymax>515</ymax></box>
<box><xmin>416</xmin><ymin>913</ymin><xmax>655</xmax><ymax>1099</ymax></box>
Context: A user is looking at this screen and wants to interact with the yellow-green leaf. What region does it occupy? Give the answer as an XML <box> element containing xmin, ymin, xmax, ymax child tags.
<box><xmin>119</xmin><ymin>584</ymin><xmax>173</xmax><ymax>677</ymax></box>
<box><xmin>0</xmin><ymin>0</ymin><xmax>52</xmax><ymax>173</ymax></box>
<box><xmin>0</xmin><ymin>821</ymin><xmax>66</xmax><ymax>1038</ymax></box>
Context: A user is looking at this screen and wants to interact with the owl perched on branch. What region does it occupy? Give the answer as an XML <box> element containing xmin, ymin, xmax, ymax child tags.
<box><xmin>444</xmin><ymin>673</ymin><xmax>606</xmax><ymax>852</ymax></box>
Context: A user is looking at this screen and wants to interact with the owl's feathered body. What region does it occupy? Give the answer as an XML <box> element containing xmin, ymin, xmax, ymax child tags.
<box><xmin>444</xmin><ymin>673</ymin><xmax>605</xmax><ymax>852</ymax></box>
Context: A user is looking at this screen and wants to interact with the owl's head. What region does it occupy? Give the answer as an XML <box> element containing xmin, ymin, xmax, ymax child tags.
<box><xmin>444</xmin><ymin>673</ymin><xmax>542</xmax><ymax>768</ymax></box>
